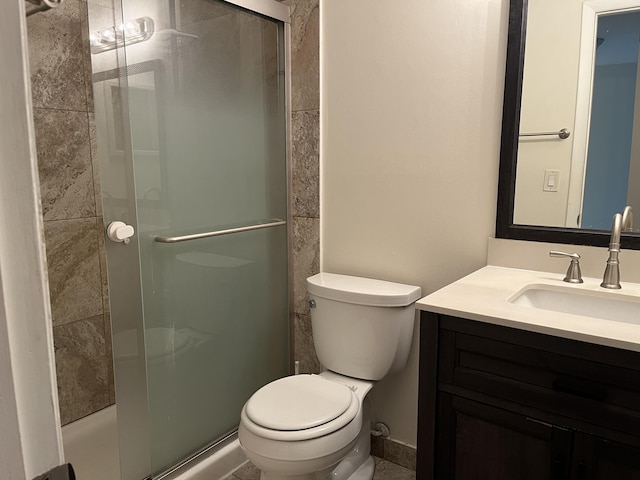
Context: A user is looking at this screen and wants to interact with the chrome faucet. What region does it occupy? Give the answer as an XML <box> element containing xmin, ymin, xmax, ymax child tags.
<box><xmin>601</xmin><ymin>213</ymin><xmax>622</xmax><ymax>289</ymax></box>
<box><xmin>622</xmin><ymin>205</ymin><xmax>633</xmax><ymax>232</ymax></box>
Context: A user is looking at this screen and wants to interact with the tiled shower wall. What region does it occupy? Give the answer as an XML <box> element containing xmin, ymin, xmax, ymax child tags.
<box><xmin>286</xmin><ymin>0</ymin><xmax>323</xmax><ymax>375</ymax></box>
<box><xmin>26</xmin><ymin>0</ymin><xmax>321</xmax><ymax>425</ymax></box>
<box><xmin>27</xmin><ymin>0</ymin><xmax>115</xmax><ymax>426</ymax></box>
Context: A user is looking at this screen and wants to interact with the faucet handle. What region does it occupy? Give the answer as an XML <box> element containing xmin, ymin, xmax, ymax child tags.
<box><xmin>549</xmin><ymin>251</ymin><xmax>583</xmax><ymax>284</ymax></box>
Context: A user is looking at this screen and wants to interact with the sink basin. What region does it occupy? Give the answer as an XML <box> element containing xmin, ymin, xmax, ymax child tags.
<box><xmin>509</xmin><ymin>284</ymin><xmax>640</xmax><ymax>325</ymax></box>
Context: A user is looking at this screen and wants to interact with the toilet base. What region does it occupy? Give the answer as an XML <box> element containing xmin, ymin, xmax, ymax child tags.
<box><xmin>343</xmin><ymin>455</ymin><xmax>375</xmax><ymax>480</ymax></box>
<box><xmin>258</xmin><ymin>404</ymin><xmax>374</xmax><ymax>480</ymax></box>
<box><xmin>259</xmin><ymin>456</ymin><xmax>374</xmax><ymax>480</ymax></box>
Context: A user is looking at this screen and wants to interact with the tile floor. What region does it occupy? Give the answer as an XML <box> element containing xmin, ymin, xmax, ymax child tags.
<box><xmin>225</xmin><ymin>457</ymin><xmax>416</xmax><ymax>480</ymax></box>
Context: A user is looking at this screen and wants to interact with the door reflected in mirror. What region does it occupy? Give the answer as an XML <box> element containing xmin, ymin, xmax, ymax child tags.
<box><xmin>514</xmin><ymin>0</ymin><xmax>640</xmax><ymax>232</ymax></box>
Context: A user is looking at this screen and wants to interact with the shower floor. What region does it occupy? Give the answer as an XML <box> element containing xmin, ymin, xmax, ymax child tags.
<box><xmin>61</xmin><ymin>405</ymin><xmax>246</xmax><ymax>480</ymax></box>
<box><xmin>62</xmin><ymin>406</ymin><xmax>120</xmax><ymax>480</ymax></box>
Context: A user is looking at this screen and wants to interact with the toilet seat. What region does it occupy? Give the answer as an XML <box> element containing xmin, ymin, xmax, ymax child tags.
<box><xmin>246</xmin><ymin>375</ymin><xmax>353</xmax><ymax>430</ymax></box>
<box><xmin>241</xmin><ymin>375</ymin><xmax>360</xmax><ymax>442</ymax></box>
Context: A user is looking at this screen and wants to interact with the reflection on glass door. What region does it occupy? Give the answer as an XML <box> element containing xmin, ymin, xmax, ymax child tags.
<box><xmin>92</xmin><ymin>0</ymin><xmax>289</xmax><ymax>477</ymax></box>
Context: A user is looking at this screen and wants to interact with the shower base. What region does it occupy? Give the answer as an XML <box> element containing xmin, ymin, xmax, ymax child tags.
<box><xmin>62</xmin><ymin>405</ymin><xmax>247</xmax><ymax>480</ymax></box>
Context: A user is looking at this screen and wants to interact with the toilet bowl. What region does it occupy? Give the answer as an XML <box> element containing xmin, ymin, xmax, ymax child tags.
<box><xmin>239</xmin><ymin>371</ymin><xmax>374</xmax><ymax>479</ymax></box>
<box><xmin>238</xmin><ymin>273</ymin><xmax>421</xmax><ymax>480</ymax></box>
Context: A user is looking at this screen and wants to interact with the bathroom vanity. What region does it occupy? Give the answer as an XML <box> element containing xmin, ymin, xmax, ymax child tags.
<box><xmin>416</xmin><ymin>267</ymin><xmax>640</xmax><ymax>479</ymax></box>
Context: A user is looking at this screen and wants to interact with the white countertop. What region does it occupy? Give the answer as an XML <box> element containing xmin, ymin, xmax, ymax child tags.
<box><xmin>416</xmin><ymin>266</ymin><xmax>640</xmax><ymax>352</ymax></box>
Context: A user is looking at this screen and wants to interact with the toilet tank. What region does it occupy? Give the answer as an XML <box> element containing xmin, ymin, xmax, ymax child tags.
<box><xmin>306</xmin><ymin>273</ymin><xmax>421</xmax><ymax>381</ymax></box>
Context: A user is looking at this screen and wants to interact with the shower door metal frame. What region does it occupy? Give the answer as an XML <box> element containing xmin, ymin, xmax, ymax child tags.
<box><xmin>104</xmin><ymin>0</ymin><xmax>293</xmax><ymax>478</ymax></box>
<box><xmin>223</xmin><ymin>0</ymin><xmax>290</xmax><ymax>23</ymax></box>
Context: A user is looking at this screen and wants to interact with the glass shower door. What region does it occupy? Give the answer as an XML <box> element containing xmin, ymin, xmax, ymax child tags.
<box><xmin>92</xmin><ymin>0</ymin><xmax>289</xmax><ymax>477</ymax></box>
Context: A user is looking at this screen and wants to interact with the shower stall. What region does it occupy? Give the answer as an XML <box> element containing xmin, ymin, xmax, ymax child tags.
<box><xmin>87</xmin><ymin>0</ymin><xmax>291</xmax><ymax>478</ymax></box>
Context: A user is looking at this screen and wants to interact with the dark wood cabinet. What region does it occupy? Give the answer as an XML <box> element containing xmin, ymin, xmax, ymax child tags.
<box><xmin>417</xmin><ymin>312</ymin><xmax>640</xmax><ymax>480</ymax></box>
<box><xmin>571</xmin><ymin>434</ymin><xmax>640</xmax><ymax>480</ymax></box>
<box><xmin>438</xmin><ymin>393</ymin><xmax>572</xmax><ymax>480</ymax></box>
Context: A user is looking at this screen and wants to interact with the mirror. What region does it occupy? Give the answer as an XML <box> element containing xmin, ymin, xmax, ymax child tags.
<box><xmin>497</xmin><ymin>0</ymin><xmax>640</xmax><ymax>249</ymax></box>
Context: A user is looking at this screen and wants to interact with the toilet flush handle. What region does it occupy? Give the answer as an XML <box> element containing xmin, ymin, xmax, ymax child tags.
<box><xmin>309</xmin><ymin>299</ymin><xmax>316</xmax><ymax>309</ymax></box>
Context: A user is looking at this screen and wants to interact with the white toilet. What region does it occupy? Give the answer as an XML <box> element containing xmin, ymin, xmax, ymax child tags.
<box><xmin>238</xmin><ymin>272</ymin><xmax>421</xmax><ymax>480</ymax></box>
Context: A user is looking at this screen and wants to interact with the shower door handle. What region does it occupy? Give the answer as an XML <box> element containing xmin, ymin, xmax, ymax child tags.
<box><xmin>106</xmin><ymin>221</ymin><xmax>135</xmax><ymax>244</ymax></box>
<box><xmin>154</xmin><ymin>219</ymin><xmax>286</xmax><ymax>243</ymax></box>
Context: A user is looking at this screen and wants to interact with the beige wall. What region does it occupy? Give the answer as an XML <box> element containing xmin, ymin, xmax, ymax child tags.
<box><xmin>321</xmin><ymin>0</ymin><xmax>508</xmax><ymax>446</ymax></box>
<box><xmin>514</xmin><ymin>0</ymin><xmax>583</xmax><ymax>227</ymax></box>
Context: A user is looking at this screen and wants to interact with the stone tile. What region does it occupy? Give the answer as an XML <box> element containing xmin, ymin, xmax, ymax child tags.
<box><xmin>80</xmin><ymin>1</ymin><xmax>95</xmax><ymax>113</ymax></box>
<box><xmin>383</xmin><ymin>438</ymin><xmax>417</xmax><ymax>471</ymax></box>
<box><xmin>292</xmin><ymin>110</ymin><xmax>319</xmax><ymax>218</ymax></box>
<box><xmin>288</xmin><ymin>0</ymin><xmax>319</xmax><ymax>112</ymax></box>
<box><xmin>373</xmin><ymin>457</ymin><xmax>416</xmax><ymax>480</ymax></box>
<box><xmin>34</xmin><ymin>108</ymin><xmax>96</xmax><ymax>221</ymax></box>
<box><xmin>27</xmin><ymin>0</ymin><xmax>88</xmax><ymax>111</ymax></box>
<box><xmin>96</xmin><ymin>218</ymin><xmax>112</xmax><ymax>405</ymax></box>
<box><xmin>89</xmin><ymin>112</ymin><xmax>103</xmax><ymax>217</ymax></box>
<box><xmin>371</xmin><ymin>435</ymin><xmax>385</xmax><ymax>458</ymax></box>
<box><xmin>86</xmin><ymin>2</ymin><xmax>120</xmax><ymax>76</ymax></box>
<box><xmin>371</xmin><ymin>436</ymin><xmax>417</xmax><ymax>471</ymax></box>
<box><xmin>294</xmin><ymin>314</ymin><xmax>322</xmax><ymax>374</ymax></box>
<box><xmin>44</xmin><ymin>218</ymin><xmax>103</xmax><ymax>326</ymax></box>
<box><xmin>85</xmin><ymin>0</ymin><xmax>116</xmax><ymax>9</ymax></box>
<box><xmin>54</xmin><ymin>316</ymin><xmax>110</xmax><ymax>425</ymax></box>
<box><xmin>104</xmin><ymin>311</ymin><xmax>115</xmax><ymax>405</ymax></box>
<box><xmin>232</xmin><ymin>461</ymin><xmax>261</xmax><ymax>480</ymax></box>
<box><xmin>97</xmin><ymin>216</ymin><xmax>110</xmax><ymax>315</ymax></box>
<box><xmin>262</xmin><ymin>19</ymin><xmax>280</xmax><ymax>86</ymax></box>
<box><xmin>177</xmin><ymin>0</ymin><xmax>233</xmax><ymax>27</ymax></box>
<box><xmin>95</xmin><ymin>219</ymin><xmax>111</xmax><ymax>406</ymax></box>
<box><xmin>292</xmin><ymin>217</ymin><xmax>319</xmax><ymax>316</ymax></box>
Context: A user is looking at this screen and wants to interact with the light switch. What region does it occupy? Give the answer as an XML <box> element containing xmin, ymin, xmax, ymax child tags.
<box><xmin>543</xmin><ymin>169</ymin><xmax>560</xmax><ymax>192</ymax></box>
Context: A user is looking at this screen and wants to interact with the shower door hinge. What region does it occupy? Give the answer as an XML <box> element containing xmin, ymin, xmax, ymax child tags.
<box><xmin>32</xmin><ymin>463</ymin><xmax>76</xmax><ymax>480</ymax></box>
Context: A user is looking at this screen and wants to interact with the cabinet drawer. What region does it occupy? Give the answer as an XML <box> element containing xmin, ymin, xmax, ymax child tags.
<box><xmin>437</xmin><ymin>317</ymin><xmax>640</xmax><ymax>439</ymax></box>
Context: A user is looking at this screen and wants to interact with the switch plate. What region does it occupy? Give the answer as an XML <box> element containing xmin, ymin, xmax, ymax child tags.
<box><xmin>543</xmin><ymin>169</ymin><xmax>560</xmax><ymax>192</ymax></box>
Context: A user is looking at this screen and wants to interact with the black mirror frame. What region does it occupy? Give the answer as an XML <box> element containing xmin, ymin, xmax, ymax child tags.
<box><xmin>495</xmin><ymin>0</ymin><xmax>640</xmax><ymax>249</ymax></box>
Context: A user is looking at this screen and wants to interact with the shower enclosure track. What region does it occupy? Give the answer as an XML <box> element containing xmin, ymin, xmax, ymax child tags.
<box><xmin>151</xmin><ymin>430</ymin><xmax>238</xmax><ymax>480</ymax></box>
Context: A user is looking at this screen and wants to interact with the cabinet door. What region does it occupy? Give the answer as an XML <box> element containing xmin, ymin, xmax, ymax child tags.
<box><xmin>437</xmin><ymin>394</ymin><xmax>572</xmax><ymax>480</ymax></box>
<box><xmin>572</xmin><ymin>433</ymin><xmax>640</xmax><ymax>480</ymax></box>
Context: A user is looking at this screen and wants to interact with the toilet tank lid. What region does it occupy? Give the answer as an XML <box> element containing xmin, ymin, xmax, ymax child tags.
<box><xmin>307</xmin><ymin>273</ymin><xmax>421</xmax><ymax>307</ymax></box>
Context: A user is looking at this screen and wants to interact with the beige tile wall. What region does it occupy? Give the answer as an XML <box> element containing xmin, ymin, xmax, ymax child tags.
<box><xmin>27</xmin><ymin>0</ymin><xmax>113</xmax><ymax>426</ymax></box>
<box><xmin>285</xmin><ymin>0</ymin><xmax>322</xmax><ymax>375</ymax></box>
